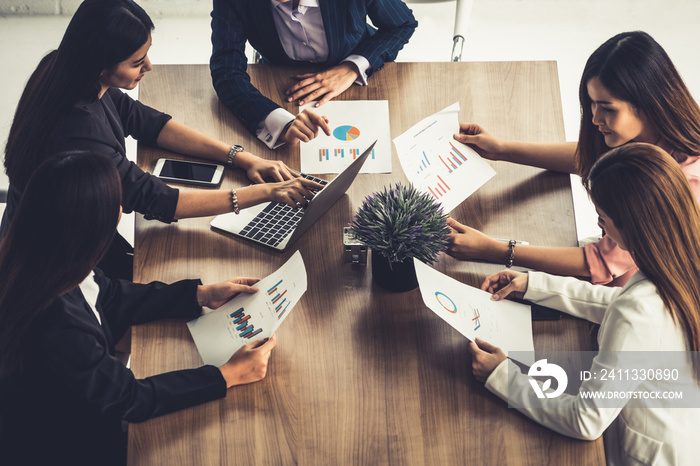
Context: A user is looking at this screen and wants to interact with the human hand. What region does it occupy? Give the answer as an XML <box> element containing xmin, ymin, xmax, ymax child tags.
<box><xmin>446</xmin><ymin>217</ymin><xmax>497</xmax><ymax>261</ymax></box>
<box><xmin>453</xmin><ymin>123</ymin><xmax>507</xmax><ymax>161</ymax></box>
<box><xmin>279</xmin><ymin>109</ymin><xmax>331</xmax><ymax>145</ymax></box>
<box><xmin>480</xmin><ymin>269</ymin><xmax>529</xmax><ymax>301</ymax></box>
<box><xmin>286</xmin><ymin>63</ymin><xmax>359</xmax><ymax>107</ymax></box>
<box><xmin>265</xmin><ymin>177</ymin><xmax>325</xmax><ymax>208</ymax></box>
<box><xmin>198</xmin><ymin>277</ymin><xmax>260</xmax><ymax>311</ymax></box>
<box><xmin>468</xmin><ymin>338</ymin><xmax>507</xmax><ymax>383</ymax></box>
<box><xmin>233</xmin><ymin>151</ymin><xmax>298</xmax><ymax>183</ymax></box>
<box><xmin>219</xmin><ymin>334</ymin><xmax>277</xmax><ymax>388</ymax></box>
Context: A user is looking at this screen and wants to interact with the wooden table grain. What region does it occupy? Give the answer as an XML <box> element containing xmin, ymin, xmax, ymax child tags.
<box><xmin>128</xmin><ymin>62</ymin><xmax>604</xmax><ymax>465</ymax></box>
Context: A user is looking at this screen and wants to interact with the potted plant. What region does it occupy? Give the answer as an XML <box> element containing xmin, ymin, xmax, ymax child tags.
<box><xmin>350</xmin><ymin>183</ymin><xmax>450</xmax><ymax>292</ymax></box>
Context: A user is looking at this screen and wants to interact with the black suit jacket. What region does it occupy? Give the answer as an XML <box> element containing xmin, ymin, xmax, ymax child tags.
<box><xmin>0</xmin><ymin>269</ymin><xmax>226</xmax><ymax>466</ymax></box>
<box><xmin>210</xmin><ymin>0</ymin><xmax>418</xmax><ymax>135</ymax></box>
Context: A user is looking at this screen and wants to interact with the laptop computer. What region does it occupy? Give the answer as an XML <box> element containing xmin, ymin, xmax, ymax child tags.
<box><xmin>211</xmin><ymin>141</ymin><xmax>375</xmax><ymax>251</ymax></box>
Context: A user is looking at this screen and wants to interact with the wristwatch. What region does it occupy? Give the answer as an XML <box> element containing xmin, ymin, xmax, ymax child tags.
<box><xmin>227</xmin><ymin>144</ymin><xmax>244</xmax><ymax>167</ymax></box>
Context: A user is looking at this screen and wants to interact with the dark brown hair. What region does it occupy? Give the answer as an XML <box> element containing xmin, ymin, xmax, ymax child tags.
<box><xmin>0</xmin><ymin>152</ymin><xmax>122</xmax><ymax>376</ymax></box>
<box><xmin>576</xmin><ymin>31</ymin><xmax>700</xmax><ymax>186</ymax></box>
<box><xmin>589</xmin><ymin>143</ymin><xmax>700</xmax><ymax>381</ymax></box>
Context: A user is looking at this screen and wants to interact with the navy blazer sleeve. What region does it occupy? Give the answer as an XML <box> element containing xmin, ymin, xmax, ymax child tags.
<box><xmin>39</xmin><ymin>275</ymin><xmax>226</xmax><ymax>424</ymax></box>
<box><xmin>210</xmin><ymin>0</ymin><xmax>282</xmax><ymax>135</ymax></box>
<box><xmin>343</xmin><ymin>0</ymin><xmax>417</xmax><ymax>75</ymax></box>
<box><xmin>210</xmin><ymin>0</ymin><xmax>417</xmax><ymax>136</ymax></box>
<box><xmin>52</xmin><ymin>88</ymin><xmax>179</xmax><ymax>223</ymax></box>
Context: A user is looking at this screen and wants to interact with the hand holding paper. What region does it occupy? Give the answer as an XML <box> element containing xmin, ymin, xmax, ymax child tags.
<box><xmin>468</xmin><ymin>338</ymin><xmax>507</xmax><ymax>383</ymax></box>
<box><xmin>188</xmin><ymin>251</ymin><xmax>308</xmax><ymax>366</ymax></box>
<box><xmin>198</xmin><ymin>277</ymin><xmax>261</xmax><ymax>312</ymax></box>
<box><xmin>480</xmin><ymin>269</ymin><xmax>529</xmax><ymax>301</ymax></box>
<box><xmin>413</xmin><ymin>258</ymin><xmax>535</xmax><ymax>365</ymax></box>
<box><xmin>219</xmin><ymin>334</ymin><xmax>277</xmax><ymax>388</ymax></box>
<box><xmin>394</xmin><ymin>103</ymin><xmax>496</xmax><ymax>213</ymax></box>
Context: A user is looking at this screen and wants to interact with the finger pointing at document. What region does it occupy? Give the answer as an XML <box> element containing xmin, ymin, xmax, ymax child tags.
<box><xmin>280</xmin><ymin>108</ymin><xmax>331</xmax><ymax>145</ymax></box>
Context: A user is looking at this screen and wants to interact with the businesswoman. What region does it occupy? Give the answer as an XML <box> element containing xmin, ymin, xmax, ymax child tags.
<box><xmin>446</xmin><ymin>31</ymin><xmax>700</xmax><ymax>287</ymax></box>
<box><xmin>469</xmin><ymin>143</ymin><xmax>700</xmax><ymax>465</ymax></box>
<box><xmin>0</xmin><ymin>152</ymin><xmax>277</xmax><ymax>466</ymax></box>
<box><xmin>1</xmin><ymin>0</ymin><xmax>322</xmax><ymax>278</ymax></box>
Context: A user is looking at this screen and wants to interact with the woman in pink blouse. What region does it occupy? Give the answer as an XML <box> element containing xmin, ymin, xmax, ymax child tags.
<box><xmin>446</xmin><ymin>31</ymin><xmax>700</xmax><ymax>287</ymax></box>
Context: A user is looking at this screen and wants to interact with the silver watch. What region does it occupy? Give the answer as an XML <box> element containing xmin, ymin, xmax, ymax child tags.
<box><xmin>227</xmin><ymin>144</ymin><xmax>244</xmax><ymax>167</ymax></box>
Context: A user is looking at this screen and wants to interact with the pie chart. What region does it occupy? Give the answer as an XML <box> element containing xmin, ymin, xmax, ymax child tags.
<box><xmin>333</xmin><ymin>125</ymin><xmax>361</xmax><ymax>141</ymax></box>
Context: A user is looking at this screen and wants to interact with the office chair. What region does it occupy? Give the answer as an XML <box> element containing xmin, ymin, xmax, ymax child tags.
<box><xmin>406</xmin><ymin>0</ymin><xmax>473</xmax><ymax>61</ymax></box>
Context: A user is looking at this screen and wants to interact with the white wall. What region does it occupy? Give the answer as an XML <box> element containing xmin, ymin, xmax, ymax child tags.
<box><xmin>0</xmin><ymin>0</ymin><xmax>211</xmax><ymax>16</ymax></box>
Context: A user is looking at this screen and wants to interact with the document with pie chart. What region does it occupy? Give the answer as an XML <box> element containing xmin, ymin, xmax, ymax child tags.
<box><xmin>299</xmin><ymin>100</ymin><xmax>391</xmax><ymax>174</ymax></box>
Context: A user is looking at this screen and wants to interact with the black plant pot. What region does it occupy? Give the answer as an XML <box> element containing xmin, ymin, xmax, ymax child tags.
<box><xmin>371</xmin><ymin>251</ymin><xmax>419</xmax><ymax>292</ymax></box>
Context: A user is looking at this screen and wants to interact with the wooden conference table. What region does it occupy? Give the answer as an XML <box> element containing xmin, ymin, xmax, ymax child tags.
<box><xmin>129</xmin><ymin>62</ymin><xmax>604</xmax><ymax>465</ymax></box>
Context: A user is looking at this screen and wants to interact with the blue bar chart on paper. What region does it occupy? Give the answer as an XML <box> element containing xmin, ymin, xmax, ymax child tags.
<box><xmin>394</xmin><ymin>103</ymin><xmax>496</xmax><ymax>213</ymax></box>
<box><xmin>267</xmin><ymin>279</ymin><xmax>291</xmax><ymax>320</ymax></box>
<box><xmin>300</xmin><ymin>100</ymin><xmax>392</xmax><ymax>174</ymax></box>
<box><xmin>187</xmin><ymin>251</ymin><xmax>308</xmax><ymax>367</ymax></box>
<box><xmin>228</xmin><ymin>307</ymin><xmax>263</xmax><ymax>339</ymax></box>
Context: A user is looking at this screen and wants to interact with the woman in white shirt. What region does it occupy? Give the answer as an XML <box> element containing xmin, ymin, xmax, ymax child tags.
<box><xmin>469</xmin><ymin>142</ymin><xmax>700</xmax><ymax>465</ymax></box>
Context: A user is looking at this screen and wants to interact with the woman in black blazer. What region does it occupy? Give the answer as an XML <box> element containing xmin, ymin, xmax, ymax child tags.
<box><xmin>1</xmin><ymin>0</ymin><xmax>323</xmax><ymax>279</ymax></box>
<box><xmin>0</xmin><ymin>152</ymin><xmax>277</xmax><ymax>466</ymax></box>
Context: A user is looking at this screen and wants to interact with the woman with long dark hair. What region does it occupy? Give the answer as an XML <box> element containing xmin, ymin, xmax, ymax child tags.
<box><xmin>469</xmin><ymin>143</ymin><xmax>700</xmax><ymax>464</ymax></box>
<box><xmin>1</xmin><ymin>0</ymin><xmax>322</xmax><ymax>278</ymax></box>
<box><xmin>446</xmin><ymin>31</ymin><xmax>700</xmax><ymax>287</ymax></box>
<box><xmin>0</xmin><ymin>152</ymin><xmax>277</xmax><ymax>465</ymax></box>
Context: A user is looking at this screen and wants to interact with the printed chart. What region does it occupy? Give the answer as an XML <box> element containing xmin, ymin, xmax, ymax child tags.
<box><xmin>413</xmin><ymin>259</ymin><xmax>534</xmax><ymax>365</ymax></box>
<box><xmin>267</xmin><ymin>279</ymin><xmax>291</xmax><ymax>320</ymax></box>
<box><xmin>187</xmin><ymin>251</ymin><xmax>308</xmax><ymax>366</ymax></box>
<box><xmin>299</xmin><ymin>100</ymin><xmax>391</xmax><ymax>174</ymax></box>
<box><xmin>393</xmin><ymin>103</ymin><xmax>496</xmax><ymax>213</ymax></box>
<box><xmin>229</xmin><ymin>307</ymin><xmax>263</xmax><ymax>339</ymax></box>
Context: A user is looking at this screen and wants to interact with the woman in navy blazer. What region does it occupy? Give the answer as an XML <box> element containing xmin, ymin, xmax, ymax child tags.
<box><xmin>0</xmin><ymin>152</ymin><xmax>277</xmax><ymax>466</ymax></box>
<box><xmin>211</xmin><ymin>0</ymin><xmax>417</xmax><ymax>148</ymax></box>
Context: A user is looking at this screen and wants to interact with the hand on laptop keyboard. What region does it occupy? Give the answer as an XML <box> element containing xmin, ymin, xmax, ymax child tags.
<box><xmin>267</xmin><ymin>176</ymin><xmax>326</xmax><ymax>208</ymax></box>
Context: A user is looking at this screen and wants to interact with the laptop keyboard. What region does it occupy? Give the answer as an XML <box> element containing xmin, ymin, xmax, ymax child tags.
<box><xmin>239</xmin><ymin>174</ymin><xmax>328</xmax><ymax>247</ymax></box>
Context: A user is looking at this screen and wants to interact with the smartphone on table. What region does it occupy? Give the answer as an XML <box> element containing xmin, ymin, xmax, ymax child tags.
<box><xmin>153</xmin><ymin>158</ymin><xmax>224</xmax><ymax>187</ymax></box>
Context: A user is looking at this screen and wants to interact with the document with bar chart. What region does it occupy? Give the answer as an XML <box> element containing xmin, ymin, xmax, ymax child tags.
<box><xmin>187</xmin><ymin>251</ymin><xmax>307</xmax><ymax>366</ymax></box>
<box><xmin>413</xmin><ymin>259</ymin><xmax>534</xmax><ymax>365</ymax></box>
<box><xmin>393</xmin><ymin>103</ymin><xmax>496</xmax><ymax>213</ymax></box>
<box><xmin>298</xmin><ymin>100</ymin><xmax>391</xmax><ymax>174</ymax></box>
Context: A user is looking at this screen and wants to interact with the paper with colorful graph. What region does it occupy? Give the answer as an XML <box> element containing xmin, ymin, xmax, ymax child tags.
<box><xmin>299</xmin><ymin>100</ymin><xmax>391</xmax><ymax>174</ymax></box>
<box><xmin>187</xmin><ymin>251</ymin><xmax>307</xmax><ymax>366</ymax></box>
<box><xmin>393</xmin><ymin>103</ymin><xmax>496</xmax><ymax>213</ymax></box>
<box><xmin>413</xmin><ymin>259</ymin><xmax>534</xmax><ymax>365</ymax></box>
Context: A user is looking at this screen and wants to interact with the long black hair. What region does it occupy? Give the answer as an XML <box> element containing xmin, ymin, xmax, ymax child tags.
<box><xmin>576</xmin><ymin>31</ymin><xmax>700</xmax><ymax>186</ymax></box>
<box><xmin>4</xmin><ymin>0</ymin><xmax>154</xmax><ymax>193</ymax></box>
<box><xmin>0</xmin><ymin>152</ymin><xmax>122</xmax><ymax>376</ymax></box>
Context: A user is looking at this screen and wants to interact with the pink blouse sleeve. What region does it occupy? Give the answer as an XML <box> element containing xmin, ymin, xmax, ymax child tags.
<box><xmin>583</xmin><ymin>235</ymin><xmax>638</xmax><ymax>287</ymax></box>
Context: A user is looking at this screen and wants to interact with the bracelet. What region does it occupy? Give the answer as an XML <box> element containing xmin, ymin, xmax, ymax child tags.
<box><xmin>230</xmin><ymin>189</ymin><xmax>240</xmax><ymax>215</ymax></box>
<box><xmin>227</xmin><ymin>145</ymin><xmax>244</xmax><ymax>168</ymax></box>
<box><xmin>505</xmin><ymin>240</ymin><xmax>516</xmax><ymax>268</ymax></box>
